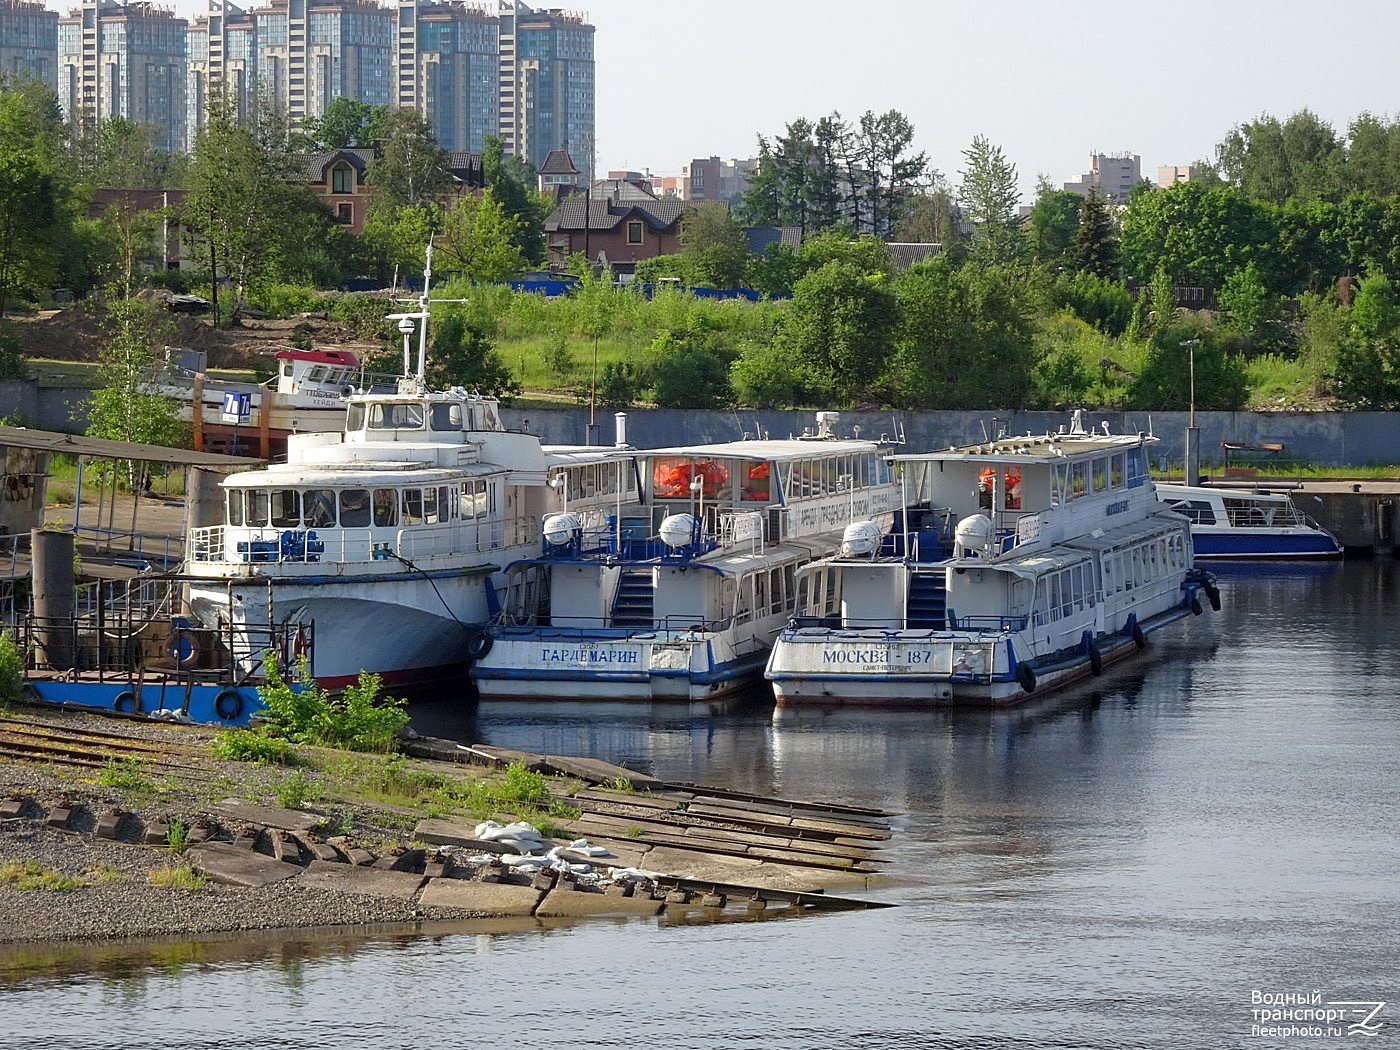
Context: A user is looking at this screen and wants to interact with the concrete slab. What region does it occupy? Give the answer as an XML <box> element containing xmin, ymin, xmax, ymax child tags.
<box><xmin>188</xmin><ymin>841</ymin><xmax>302</xmax><ymax>888</ymax></box>
<box><xmin>556</xmin><ymin>839</ymin><xmax>652</xmax><ymax>871</ymax></box>
<box><xmin>297</xmin><ymin>860</ymin><xmax>425</xmax><ymax>901</ymax></box>
<box><xmin>541</xmin><ymin>755</ymin><xmax>662</xmax><ymax>791</ymax></box>
<box><xmin>209</xmin><ymin>799</ymin><xmax>321</xmax><ymax>834</ymax></box>
<box><xmin>0</xmin><ymin>797</ymin><xmax>28</xmax><ymax>818</ymax></box>
<box><xmin>413</xmin><ymin>818</ymin><xmax>527</xmax><ymax>853</ymax></box>
<box><xmin>641</xmin><ymin>846</ymin><xmax>763</xmax><ymax>880</ymax></box>
<box><xmin>419</xmin><ymin>878</ymin><xmax>543</xmax><ymax>916</ymax></box>
<box><xmin>535</xmin><ymin>885</ymin><xmax>663</xmax><ymax>918</ymax></box>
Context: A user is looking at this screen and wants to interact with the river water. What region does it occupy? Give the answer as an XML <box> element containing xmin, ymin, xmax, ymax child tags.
<box><xmin>1</xmin><ymin>560</ymin><xmax>1397</xmax><ymax>1048</ymax></box>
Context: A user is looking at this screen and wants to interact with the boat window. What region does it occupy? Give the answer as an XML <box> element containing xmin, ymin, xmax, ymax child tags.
<box><xmin>430</xmin><ymin>403</ymin><xmax>462</xmax><ymax>431</ymax></box>
<box><xmin>423</xmin><ymin>487</ymin><xmax>439</xmax><ymax>524</ymax></box>
<box><xmin>281</xmin><ymin>361</ymin><xmax>294</xmax><ymax>378</ymax></box>
<box><xmin>1069</xmin><ymin>461</ymin><xmax>1088</xmax><ymax>500</ymax></box>
<box><xmin>368</xmin><ymin>402</ymin><xmax>425</xmax><ymax>430</ymax></box>
<box><xmin>402</xmin><ymin>489</ymin><xmax>424</xmax><ymax>526</ymax></box>
<box><xmin>339</xmin><ymin>488</ymin><xmax>370</xmax><ymax>527</ymax></box>
<box><xmin>247</xmin><ymin>489</ymin><xmax>270</xmax><ymax>527</ymax></box>
<box><xmin>1173</xmin><ymin>500</ymin><xmax>1216</xmax><ymax>525</ymax></box>
<box><xmin>1110</xmin><ymin>453</ymin><xmax>1125</xmax><ymax>489</ymax></box>
<box><xmin>304</xmin><ymin>489</ymin><xmax>336</xmax><ymax>528</ymax></box>
<box><xmin>373</xmin><ymin>488</ymin><xmax>398</xmax><ymax>527</ymax></box>
<box><xmin>741</xmin><ymin>460</ymin><xmax>770</xmax><ymax>502</ymax></box>
<box><xmin>346</xmin><ymin>404</ymin><xmax>365</xmax><ymax>431</ymax></box>
<box><xmin>1091</xmin><ymin>457</ymin><xmax>1108</xmax><ymax>494</ymax></box>
<box><xmin>653</xmin><ymin>456</ymin><xmax>729</xmax><ymax>500</ymax></box>
<box><xmin>1127</xmin><ymin>448</ymin><xmax>1148</xmax><ymax>488</ymax></box>
<box><xmin>227</xmin><ymin>492</ymin><xmax>245</xmax><ymax>526</ymax></box>
<box><xmin>461</xmin><ymin>480</ymin><xmax>486</xmax><ymax>518</ymax></box>
<box><xmin>271</xmin><ymin>489</ymin><xmax>300</xmax><ymax>528</ymax></box>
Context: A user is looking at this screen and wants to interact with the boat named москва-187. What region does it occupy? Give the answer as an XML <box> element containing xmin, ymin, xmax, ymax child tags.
<box><xmin>764</xmin><ymin>411</ymin><xmax>1220</xmax><ymax>707</ymax></box>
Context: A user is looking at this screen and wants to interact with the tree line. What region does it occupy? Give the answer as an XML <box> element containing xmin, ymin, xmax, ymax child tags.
<box><xmin>6</xmin><ymin>71</ymin><xmax>1400</xmax><ymax>420</ymax></box>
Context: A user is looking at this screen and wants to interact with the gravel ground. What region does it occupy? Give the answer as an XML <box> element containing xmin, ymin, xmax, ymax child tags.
<box><xmin>0</xmin><ymin>706</ymin><xmax>484</xmax><ymax>945</ymax></box>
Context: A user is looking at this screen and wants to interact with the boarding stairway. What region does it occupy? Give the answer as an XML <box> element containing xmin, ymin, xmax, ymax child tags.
<box><xmin>906</xmin><ymin>571</ymin><xmax>947</xmax><ymax>629</ymax></box>
<box><xmin>610</xmin><ymin>569</ymin><xmax>655</xmax><ymax>628</ymax></box>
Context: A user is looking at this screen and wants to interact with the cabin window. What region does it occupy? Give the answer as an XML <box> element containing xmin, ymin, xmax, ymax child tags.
<box><xmin>281</xmin><ymin>361</ymin><xmax>294</xmax><ymax>378</ymax></box>
<box><xmin>1127</xmin><ymin>448</ymin><xmax>1148</xmax><ymax>488</ymax></box>
<box><xmin>1110</xmin><ymin>453</ymin><xmax>1125</xmax><ymax>489</ymax></box>
<box><xmin>304</xmin><ymin>489</ymin><xmax>336</xmax><ymax>528</ymax></box>
<box><xmin>1069</xmin><ymin>461</ymin><xmax>1088</xmax><ymax>500</ymax></box>
<box><xmin>1051</xmin><ymin>463</ymin><xmax>1066</xmax><ymax>507</ymax></box>
<box><xmin>270</xmin><ymin>489</ymin><xmax>301</xmax><ymax>528</ymax></box>
<box><xmin>461</xmin><ymin>480</ymin><xmax>486</xmax><ymax>518</ymax></box>
<box><xmin>339</xmin><ymin>488</ymin><xmax>370</xmax><ymax>527</ymax></box>
<box><xmin>1091</xmin><ymin>457</ymin><xmax>1108</xmax><ymax>494</ymax></box>
<box><xmin>430</xmin><ymin>403</ymin><xmax>462</xmax><ymax>431</ymax></box>
<box><xmin>247</xmin><ymin>490</ymin><xmax>270</xmax><ymax>527</ymax></box>
<box><xmin>373</xmin><ymin>488</ymin><xmax>398</xmax><ymax>527</ymax></box>
<box><xmin>346</xmin><ymin>404</ymin><xmax>365</xmax><ymax>430</ymax></box>
<box><xmin>227</xmin><ymin>492</ymin><xmax>245</xmax><ymax>526</ymax></box>
<box><xmin>740</xmin><ymin>459</ymin><xmax>770</xmax><ymax>501</ymax></box>
<box><xmin>402</xmin><ymin>489</ymin><xmax>424</xmax><ymax>525</ymax></box>
<box><xmin>368</xmin><ymin>403</ymin><xmax>425</xmax><ymax>429</ymax></box>
<box><xmin>307</xmin><ymin>366</ymin><xmax>328</xmax><ymax>382</ymax></box>
<box><xmin>423</xmin><ymin>487</ymin><xmax>439</xmax><ymax>524</ymax></box>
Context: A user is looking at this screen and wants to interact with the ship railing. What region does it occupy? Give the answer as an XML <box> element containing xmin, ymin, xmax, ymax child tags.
<box><xmin>945</xmin><ymin>612</ymin><xmax>1029</xmax><ymax>632</ymax></box>
<box><xmin>495</xmin><ymin>613</ymin><xmax>731</xmax><ymax>637</ymax></box>
<box><xmin>189</xmin><ymin>518</ymin><xmax>543</xmax><ymax>566</ymax></box>
<box><xmin>18</xmin><ymin>610</ymin><xmax>313</xmax><ymax>687</ymax></box>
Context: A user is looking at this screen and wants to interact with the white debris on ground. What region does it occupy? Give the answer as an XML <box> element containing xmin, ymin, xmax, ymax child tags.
<box><xmin>458</xmin><ymin>820</ymin><xmax>664</xmax><ymax>887</ymax></box>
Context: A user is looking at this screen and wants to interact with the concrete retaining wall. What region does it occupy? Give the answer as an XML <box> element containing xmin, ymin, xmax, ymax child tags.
<box><xmin>6</xmin><ymin>379</ymin><xmax>1400</xmax><ymax>468</ymax></box>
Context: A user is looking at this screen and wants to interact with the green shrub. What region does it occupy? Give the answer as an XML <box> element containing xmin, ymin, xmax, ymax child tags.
<box><xmin>257</xmin><ymin>657</ymin><xmax>409</xmax><ymax>753</ymax></box>
<box><xmin>0</xmin><ymin>630</ymin><xmax>24</xmax><ymax>702</ymax></box>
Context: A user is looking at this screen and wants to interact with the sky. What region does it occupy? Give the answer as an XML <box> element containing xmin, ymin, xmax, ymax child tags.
<box><xmin>93</xmin><ymin>0</ymin><xmax>1400</xmax><ymax>200</ymax></box>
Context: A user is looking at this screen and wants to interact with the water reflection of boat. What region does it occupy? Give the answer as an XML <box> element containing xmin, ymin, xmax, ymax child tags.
<box><xmin>470</xmin><ymin>414</ymin><xmax>902</xmax><ymax>705</ymax></box>
<box><xmin>1156</xmin><ymin>483</ymin><xmax>1343</xmax><ymax>560</ymax></box>
<box><xmin>766</xmin><ymin>411</ymin><xmax>1220</xmax><ymax>707</ymax></box>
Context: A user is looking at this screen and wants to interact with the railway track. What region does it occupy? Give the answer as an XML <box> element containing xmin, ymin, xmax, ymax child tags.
<box><xmin>0</xmin><ymin>714</ymin><xmax>212</xmax><ymax>777</ymax></box>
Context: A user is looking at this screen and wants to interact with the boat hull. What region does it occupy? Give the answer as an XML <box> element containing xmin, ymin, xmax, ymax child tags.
<box><xmin>767</xmin><ymin>605</ymin><xmax>1195</xmax><ymax>709</ymax></box>
<box><xmin>471</xmin><ymin>630</ymin><xmax>767</xmax><ymax>704</ymax></box>
<box><xmin>1189</xmin><ymin>531</ymin><xmax>1343</xmax><ymax>560</ymax></box>
<box><xmin>187</xmin><ymin>568</ymin><xmax>495</xmax><ymax>692</ymax></box>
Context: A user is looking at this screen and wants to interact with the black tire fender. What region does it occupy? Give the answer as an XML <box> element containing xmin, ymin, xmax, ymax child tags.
<box><xmin>1088</xmin><ymin>640</ymin><xmax>1103</xmax><ymax>676</ymax></box>
<box><xmin>214</xmin><ymin>689</ymin><xmax>244</xmax><ymax>722</ymax></box>
<box><xmin>467</xmin><ymin>632</ymin><xmax>494</xmax><ymax>661</ymax></box>
<box><xmin>1015</xmin><ymin>661</ymin><xmax>1037</xmax><ymax>694</ymax></box>
<box><xmin>113</xmin><ymin>690</ymin><xmax>136</xmax><ymax>713</ymax></box>
<box><xmin>1132</xmin><ymin>622</ymin><xmax>1147</xmax><ymax>650</ymax></box>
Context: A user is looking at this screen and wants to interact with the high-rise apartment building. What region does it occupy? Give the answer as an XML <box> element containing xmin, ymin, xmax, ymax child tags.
<box><xmin>186</xmin><ymin>0</ymin><xmax>257</xmax><ymax>148</ymax></box>
<box><xmin>58</xmin><ymin>0</ymin><xmax>188</xmax><ymax>155</ymax></box>
<box><xmin>505</xmin><ymin>1</ymin><xmax>592</xmax><ymax>169</ymax></box>
<box><xmin>397</xmin><ymin>0</ymin><xmax>497</xmax><ymax>152</ymax></box>
<box><xmin>0</xmin><ymin>0</ymin><xmax>59</xmax><ymax>90</ymax></box>
<box><xmin>43</xmin><ymin>0</ymin><xmax>594</xmax><ymax>171</ymax></box>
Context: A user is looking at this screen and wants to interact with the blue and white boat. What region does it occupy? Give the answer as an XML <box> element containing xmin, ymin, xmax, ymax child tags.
<box><xmin>1156</xmin><ymin>483</ymin><xmax>1343</xmax><ymax>560</ymax></box>
<box><xmin>765</xmin><ymin>411</ymin><xmax>1220</xmax><ymax>707</ymax></box>
<box><xmin>469</xmin><ymin>414</ymin><xmax>903</xmax><ymax>705</ymax></box>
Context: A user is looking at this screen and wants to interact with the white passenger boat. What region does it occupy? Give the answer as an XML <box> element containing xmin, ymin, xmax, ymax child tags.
<box><xmin>765</xmin><ymin>411</ymin><xmax>1220</xmax><ymax>707</ymax></box>
<box><xmin>181</xmin><ymin>247</ymin><xmax>617</xmax><ymax>691</ymax></box>
<box><xmin>469</xmin><ymin>413</ymin><xmax>903</xmax><ymax>704</ymax></box>
<box><xmin>1157</xmin><ymin>483</ymin><xmax>1342</xmax><ymax>560</ymax></box>
<box><xmin>169</xmin><ymin>347</ymin><xmax>376</xmax><ymax>459</ymax></box>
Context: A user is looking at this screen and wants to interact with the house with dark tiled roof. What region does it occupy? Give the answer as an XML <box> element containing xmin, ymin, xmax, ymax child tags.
<box><xmin>537</xmin><ymin>148</ymin><xmax>583</xmax><ymax>201</ymax></box>
<box><xmin>743</xmin><ymin>226</ymin><xmax>803</xmax><ymax>256</ymax></box>
<box><xmin>291</xmin><ymin>149</ymin><xmax>485</xmax><ymax>235</ymax></box>
<box><xmin>544</xmin><ymin>181</ymin><xmax>685</xmax><ymax>274</ymax></box>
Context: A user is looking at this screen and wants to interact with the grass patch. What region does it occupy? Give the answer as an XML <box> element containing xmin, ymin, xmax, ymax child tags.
<box><xmin>274</xmin><ymin>769</ymin><xmax>317</xmax><ymax>809</ymax></box>
<box><xmin>212</xmin><ymin>729</ymin><xmax>300</xmax><ymax>766</ymax></box>
<box><xmin>147</xmin><ymin>864</ymin><xmax>206</xmax><ymax>892</ymax></box>
<box><xmin>84</xmin><ymin>865</ymin><xmax>126</xmax><ymax>885</ymax></box>
<box><xmin>165</xmin><ymin>820</ymin><xmax>190</xmax><ymax>854</ymax></box>
<box><xmin>98</xmin><ymin>757</ymin><xmax>150</xmax><ymax>791</ymax></box>
<box><xmin>0</xmin><ymin>860</ymin><xmax>81</xmax><ymax>892</ymax></box>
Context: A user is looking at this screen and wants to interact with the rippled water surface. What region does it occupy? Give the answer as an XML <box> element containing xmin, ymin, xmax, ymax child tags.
<box><xmin>2</xmin><ymin>561</ymin><xmax>1398</xmax><ymax>1048</ymax></box>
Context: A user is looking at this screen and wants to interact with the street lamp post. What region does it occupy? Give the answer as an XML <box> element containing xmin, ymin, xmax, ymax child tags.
<box><xmin>1181</xmin><ymin>339</ymin><xmax>1202</xmax><ymax>485</ymax></box>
